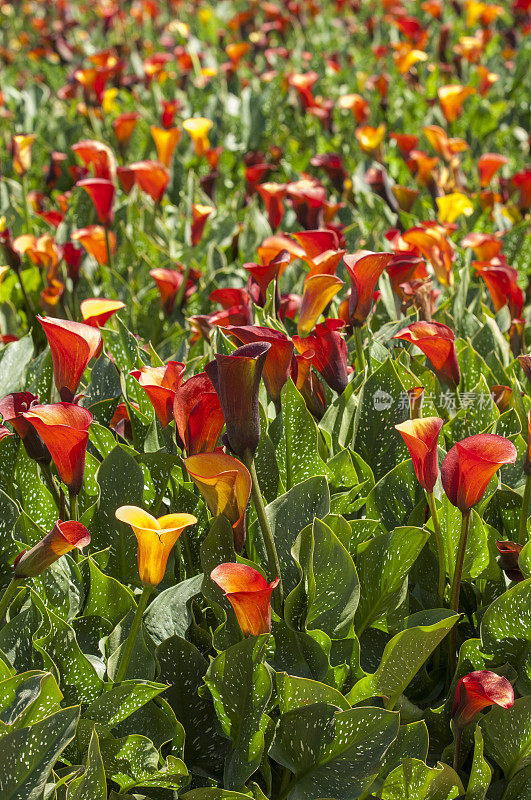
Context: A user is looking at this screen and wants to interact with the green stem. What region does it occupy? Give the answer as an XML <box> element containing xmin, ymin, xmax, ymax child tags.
<box><xmin>15</xmin><ymin>266</ymin><xmax>35</xmax><ymax>320</ymax></box>
<box><xmin>104</xmin><ymin>226</ymin><xmax>114</xmax><ymax>273</ymax></box>
<box><xmin>174</xmin><ymin>261</ymin><xmax>191</xmax><ymax>311</ymax></box>
<box><xmin>41</xmin><ymin>464</ymin><xmax>62</xmax><ymax>510</ymax></box>
<box><xmin>114</xmin><ymin>585</ymin><xmax>153</xmax><ymax>683</ymax></box>
<box><xmin>448</xmin><ymin>510</ymin><xmax>471</xmax><ymax>674</ymax></box>
<box><xmin>519</xmin><ymin>473</ymin><xmax>531</xmax><ymax>545</ymax></box>
<box><xmin>453</xmin><ymin>725</ymin><xmax>462</xmax><ymax>773</ymax></box>
<box><xmin>0</xmin><ymin>577</ymin><xmax>23</xmax><ymax>623</ymax></box>
<box><xmin>180</xmin><ymin>532</ymin><xmax>195</xmax><ymax>578</ymax></box>
<box><xmin>353</xmin><ymin>326</ymin><xmax>366</xmax><ymax>373</ymax></box>
<box><xmin>69</xmin><ymin>492</ymin><xmax>80</xmax><ymax>562</ymax></box>
<box><xmin>426</xmin><ymin>492</ymin><xmax>446</xmax><ymax>607</ymax></box>
<box><xmin>22</xmin><ymin>175</ymin><xmax>31</xmax><ymax>232</ymax></box>
<box><xmin>243</xmin><ymin>451</ymin><xmax>283</xmax><ymax>613</ymax></box>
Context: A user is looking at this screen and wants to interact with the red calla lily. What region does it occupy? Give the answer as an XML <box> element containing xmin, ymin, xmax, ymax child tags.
<box><xmin>344</xmin><ymin>250</ymin><xmax>393</xmax><ymax>327</ymax></box>
<box><xmin>393</xmin><ymin>321</ymin><xmax>460</xmax><ymax>387</ymax></box>
<box><xmin>173</xmin><ymin>373</ymin><xmax>225</xmax><ymax>455</ymax></box>
<box><xmin>38</xmin><ymin>316</ymin><xmax>102</xmax><ymax>402</ymax></box>
<box><xmin>77</xmin><ymin>178</ymin><xmax>115</xmax><ymax>226</ymax></box>
<box><xmin>210</xmin><ymin>562</ymin><xmax>279</xmax><ymax>636</ymax></box>
<box><xmin>130</xmin><ymin>361</ymin><xmax>186</xmax><ymax>427</ymax></box>
<box><xmin>14</xmin><ymin>520</ymin><xmax>90</xmax><ymax>578</ymax></box>
<box><xmin>395</xmin><ymin>416</ymin><xmax>443</xmax><ymax>492</ymax></box>
<box><xmin>226</xmin><ymin>325</ymin><xmax>294</xmax><ymax>405</ymax></box>
<box><xmin>452</xmin><ymin>670</ymin><xmax>514</xmax><ymax>729</ymax></box>
<box><xmin>293</xmin><ymin>318</ymin><xmax>348</xmax><ymax>394</ymax></box>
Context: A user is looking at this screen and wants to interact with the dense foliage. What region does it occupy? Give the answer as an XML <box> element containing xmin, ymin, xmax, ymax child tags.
<box><xmin>0</xmin><ymin>0</ymin><xmax>530</xmax><ymax>798</ymax></box>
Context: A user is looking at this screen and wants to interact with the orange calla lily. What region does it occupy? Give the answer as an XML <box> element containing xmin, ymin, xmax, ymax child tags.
<box><xmin>343</xmin><ymin>250</ymin><xmax>393</xmax><ymax>327</ymax></box>
<box><xmin>402</xmin><ymin>224</ymin><xmax>455</xmax><ymax>286</ymax></box>
<box><xmin>355</xmin><ymin>123</ymin><xmax>386</xmax><ymax>156</ymax></box>
<box><xmin>297</xmin><ymin>273</ymin><xmax>343</xmax><ymax>337</ymax></box>
<box><xmin>337</xmin><ymin>93</ymin><xmax>369</xmax><ymax>123</ymax></box>
<box><xmin>210</xmin><ymin>562</ymin><xmax>279</xmax><ymax>636</ymax></box>
<box><xmin>14</xmin><ymin>520</ymin><xmax>90</xmax><ymax>578</ymax></box>
<box><xmin>38</xmin><ymin>316</ymin><xmax>102</xmax><ymax>402</ymax></box>
<box><xmin>80</xmin><ymin>298</ymin><xmax>125</xmax><ymax>327</ymax></box>
<box><xmin>72</xmin><ymin>139</ymin><xmax>115</xmax><ymax>181</ymax></box>
<box><xmin>112</xmin><ymin>112</ymin><xmax>140</xmax><ymax>146</ymax></box>
<box><xmin>185</xmin><ymin>452</ymin><xmax>251</xmax><ymax>551</ymax></box>
<box><xmin>438</xmin><ymin>84</ymin><xmax>475</xmax><ymax>122</ymax></box>
<box><xmin>395</xmin><ymin>416</ymin><xmax>443</xmax><ymax>492</ymax></box>
<box><xmin>183</xmin><ymin>117</ymin><xmax>213</xmax><ymax>156</ymax></box>
<box><xmin>115</xmin><ymin>506</ymin><xmax>197</xmax><ymax>587</ymax></box>
<box><xmin>12</xmin><ymin>134</ymin><xmax>36</xmax><ymax>176</ymax></box>
<box><xmin>129</xmin><ymin>160</ymin><xmax>170</xmax><ymax>203</ymax></box>
<box><xmin>130</xmin><ymin>362</ymin><xmax>186</xmax><ymax>428</ymax></box>
<box><xmin>23</xmin><ymin>403</ymin><xmax>93</xmax><ymax>494</ymax></box>
<box><xmin>191</xmin><ymin>203</ymin><xmax>214</xmax><ymax>245</ymax></box>
<box><xmin>478</xmin><ymin>153</ymin><xmax>508</xmax><ymax>187</ymax></box>
<box><xmin>77</xmin><ymin>178</ymin><xmax>115</xmax><ymax>226</ymax></box>
<box><xmin>72</xmin><ymin>225</ymin><xmax>116</xmax><ymax>265</ymax></box>
<box><xmin>441</xmin><ymin>434</ymin><xmax>517</xmax><ymax>512</ymax></box>
<box><xmin>393</xmin><ymin>320</ymin><xmax>460</xmax><ymax>387</ymax></box>
<box><xmin>150</xmin><ymin>126</ymin><xmax>181</xmax><ymax>167</ymax></box>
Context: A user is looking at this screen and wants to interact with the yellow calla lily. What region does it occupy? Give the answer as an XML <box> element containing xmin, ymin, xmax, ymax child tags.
<box><xmin>436</xmin><ymin>192</ymin><xmax>474</xmax><ymax>224</ymax></box>
<box><xmin>115</xmin><ymin>505</ymin><xmax>197</xmax><ymax>586</ymax></box>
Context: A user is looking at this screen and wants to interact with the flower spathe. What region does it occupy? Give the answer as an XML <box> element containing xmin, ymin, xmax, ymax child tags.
<box><xmin>297</xmin><ymin>273</ymin><xmax>343</xmax><ymax>337</ymax></box>
<box><xmin>173</xmin><ymin>372</ymin><xmax>225</xmax><ymax>455</ymax></box>
<box><xmin>115</xmin><ymin>505</ymin><xmax>197</xmax><ymax>586</ymax></box>
<box><xmin>80</xmin><ymin>298</ymin><xmax>125</xmax><ymax>327</ymax></box>
<box><xmin>14</xmin><ymin>520</ymin><xmax>90</xmax><ymax>578</ymax></box>
<box><xmin>72</xmin><ymin>225</ymin><xmax>116</xmax><ymax>265</ymax></box>
<box><xmin>451</xmin><ymin>670</ymin><xmax>514</xmax><ymax>729</ymax></box>
<box><xmin>38</xmin><ymin>316</ymin><xmax>102</xmax><ymax>402</ymax></box>
<box><xmin>23</xmin><ymin>403</ymin><xmax>93</xmax><ymax>494</ymax></box>
<box><xmin>210</xmin><ymin>562</ymin><xmax>279</xmax><ymax>636</ymax></box>
<box><xmin>226</xmin><ymin>325</ymin><xmax>294</xmax><ymax>405</ymax></box>
<box><xmin>441</xmin><ymin>434</ymin><xmax>517</xmax><ymax>513</ymax></box>
<box><xmin>185</xmin><ymin>452</ymin><xmax>251</xmax><ymax>551</ymax></box>
<box><xmin>0</xmin><ymin>391</ymin><xmax>50</xmax><ymax>464</ymax></box>
<box><xmin>12</xmin><ymin>134</ymin><xmax>36</xmax><ymax>176</ymax></box>
<box><xmin>392</xmin><ymin>321</ymin><xmax>461</xmax><ymax>387</ymax></box>
<box><xmin>344</xmin><ymin>250</ymin><xmax>393</xmax><ymax>327</ymax></box>
<box><xmin>395</xmin><ymin>416</ymin><xmax>443</xmax><ymax>493</ymax></box>
<box><xmin>130</xmin><ymin>361</ymin><xmax>185</xmax><ymax>428</ymax></box>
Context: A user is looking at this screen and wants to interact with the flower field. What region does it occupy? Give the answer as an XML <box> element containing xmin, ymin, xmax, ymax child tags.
<box><xmin>0</xmin><ymin>0</ymin><xmax>531</xmax><ymax>797</ymax></box>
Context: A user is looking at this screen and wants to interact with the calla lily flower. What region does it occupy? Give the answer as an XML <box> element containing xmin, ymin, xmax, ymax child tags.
<box><xmin>77</xmin><ymin>178</ymin><xmax>115</xmax><ymax>226</ymax></box>
<box><xmin>173</xmin><ymin>373</ymin><xmax>225</xmax><ymax>455</ymax></box>
<box><xmin>393</xmin><ymin>321</ymin><xmax>460</xmax><ymax>387</ymax></box>
<box><xmin>474</xmin><ymin>262</ymin><xmax>523</xmax><ymax>319</ymax></box>
<box><xmin>0</xmin><ymin>392</ymin><xmax>50</xmax><ymax>464</ymax></box>
<box><xmin>478</xmin><ymin>153</ymin><xmax>508</xmax><ymax>187</ymax></box>
<box><xmin>297</xmin><ymin>273</ymin><xmax>343</xmax><ymax>337</ymax></box>
<box><xmin>14</xmin><ymin>520</ymin><xmax>90</xmax><ymax>578</ymax></box>
<box><xmin>293</xmin><ymin>319</ymin><xmax>348</xmax><ymax>394</ymax></box>
<box><xmin>344</xmin><ymin>250</ymin><xmax>393</xmax><ymax>327</ymax></box>
<box><xmin>183</xmin><ymin>117</ymin><xmax>213</xmax><ymax>156</ymax></box>
<box><xmin>226</xmin><ymin>325</ymin><xmax>294</xmax><ymax>406</ymax></box>
<box><xmin>256</xmin><ymin>183</ymin><xmax>286</xmax><ymax>230</ymax></box>
<box><xmin>395</xmin><ymin>417</ymin><xmax>443</xmax><ymax>492</ymax></box>
<box><xmin>112</xmin><ymin>112</ymin><xmax>140</xmax><ymax>147</ymax></box>
<box><xmin>129</xmin><ymin>161</ymin><xmax>170</xmax><ymax>203</ymax></box>
<box><xmin>80</xmin><ymin>298</ymin><xmax>125</xmax><ymax>327</ymax></box>
<box><xmin>461</xmin><ymin>232</ymin><xmax>503</xmax><ymax>261</ymax></box>
<box><xmin>438</xmin><ymin>85</ymin><xmax>475</xmax><ymax>122</ymax></box>
<box><xmin>402</xmin><ymin>224</ymin><xmax>455</xmax><ymax>286</ymax></box>
<box><xmin>115</xmin><ymin>506</ymin><xmax>197</xmax><ymax>587</ymax></box>
<box><xmin>355</xmin><ymin>124</ymin><xmax>386</xmax><ymax>157</ymax></box>
<box><xmin>387</xmin><ymin>254</ymin><xmax>428</xmax><ymax>298</ymax></box>
<box><xmin>452</xmin><ymin>670</ymin><xmax>514</xmax><ymax>729</ymax></box>
<box><xmin>292</xmin><ymin>229</ymin><xmax>345</xmax><ymax>279</ymax></box>
<box><xmin>191</xmin><ymin>203</ymin><xmax>214</xmax><ymax>245</ymax></box>
<box><xmin>23</xmin><ymin>403</ymin><xmax>93</xmax><ymax>495</ymax></box>
<box><xmin>337</xmin><ymin>93</ymin><xmax>369</xmax><ymax>123</ymax></box>
<box><xmin>185</xmin><ymin>453</ymin><xmax>251</xmax><ymax>551</ymax></box>
<box><xmin>436</xmin><ymin>193</ymin><xmax>474</xmax><ymax>224</ymax></box>
<box><xmin>205</xmin><ymin>342</ymin><xmax>270</xmax><ymax>458</ymax></box>
<box><xmin>441</xmin><ymin>434</ymin><xmax>517</xmax><ymax>512</ymax></box>
<box><xmin>496</xmin><ymin>541</ymin><xmax>524</xmax><ymax>583</ymax></box>
<box><xmin>244</xmin><ymin>249</ymin><xmax>290</xmax><ymax>307</ymax></box>
<box><xmin>12</xmin><ymin>134</ymin><xmax>36</xmax><ymax>176</ymax></box>
<box><xmin>210</xmin><ymin>563</ymin><xmax>279</xmax><ymax>636</ymax></box>
<box><xmin>38</xmin><ymin>316</ymin><xmax>102</xmax><ymax>402</ymax></box>
<box><xmin>150</xmin><ymin>125</ymin><xmax>181</xmax><ymax>167</ymax></box>
<box><xmin>72</xmin><ymin>139</ymin><xmax>115</xmax><ymax>181</ymax></box>
<box><xmin>130</xmin><ymin>361</ymin><xmax>185</xmax><ymax>428</ymax></box>
<box><xmin>72</xmin><ymin>225</ymin><xmax>116</xmax><ymax>265</ymax></box>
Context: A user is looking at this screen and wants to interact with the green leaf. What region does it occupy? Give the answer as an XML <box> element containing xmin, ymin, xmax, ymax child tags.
<box><xmin>204</xmin><ymin>634</ymin><xmax>272</xmax><ymax>788</ymax></box>
<box><xmin>480</xmin><ymin>695</ymin><xmax>531</xmax><ymax>779</ymax></box>
<box><xmin>0</xmin><ymin>334</ymin><xmax>33</xmax><ymax>396</ymax></box>
<box><xmin>502</xmin><ymin>765</ymin><xmax>531</xmax><ymax>800</ymax></box>
<box><xmin>380</xmin><ymin>758</ymin><xmax>464</xmax><ymax>799</ymax></box>
<box><xmin>84</xmin><ymin>681</ymin><xmax>166</xmax><ymax>729</ymax></box>
<box><xmin>0</xmin><ymin>705</ymin><xmax>79</xmax><ymax>799</ymax></box>
<box><xmin>156</xmin><ymin>635</ymin><xmax>228</xmax><ymax>780</ymax></box>
<box><xmin>466</xmin><ymin>726</ymin><xmax>491</xmax><ymax>800</ymax></box>
<box><xmin>270</xmin><ymin>621</ymin><xmax>329</xmax><ymax>682</ymax></box>
<box><xmin>143</xmin><ymin>575</ymin><xmax>203</xmax><ymax>647</ymax></box>
<box><xmin>348</xmin><ymin>611</ymin><xmax>459</xmax><ymax>707</ymax></box>
<box><xmin>355</xmin><ymin>527</ymin><xmax>429</xmax><ymax>636</ymax></box>
<box><xmin>438</xmin><ymin>497</ymin><xmax>490</xmax><ymax>583</ymax></box>
<box><xmin>181</xmin><ymin>792</ymin><xmax>252</xmax><ymax>800</ymax></box>
<box><xmin>365</xmin><ymin>459</ymin><xmax>423</xmax><ymax>531</ymax></box>
<box><xmin>480</xmin><ymin>579</ymin><xmax>531</xmax><ymax>693</ymax></box>
<box><xmin>82</xmin><ymin>557</ymin><xmax>135</xmax><ymax>629</ymax></box>
<box><xmin>379</xmin><ymin>721</ymin><xmax>429</xmax><ymax>781</ymax></box>
<box><xmin>99</xmin><ymin>734</ymin><xmax>188</xmax><ymax>791</ymax></box>
<box><xmin>0</xmin><ymin>671</ymin><xmax>62</xmax><ymax>735</ymax></box>
<box><xmin>67</xmin><ymin>728</ymin><xmax>107</xmax><ymax>800</ymax></box>
<box><xmin>270</xmin><ymin>704</ymin><xmax>399</xmax><ymax>800</ymax></box>
<box><xmin>276</xmin><ymin>672</ymin><xmax>350</xmax><ymax>712</ymax></box>
<box><xmin>285</xmin><ymin>517</ymin><xmax>359</xmax><ymax>638</ymax></box>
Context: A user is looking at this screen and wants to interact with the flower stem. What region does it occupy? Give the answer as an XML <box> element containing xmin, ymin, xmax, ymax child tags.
<box><xmin>114</xmin><ymin>585</ymin><xmax>153</xmax><ymax>683</ymax></box>
<box><xmin>353</xmin><ymin>326</ymin><xmax>366</xmax><ymax>373</ymax></box>
<box><xmin>69</xmin><ymin>491</ymin><xmax>79</xmax><ymax>562</ymax></box>
<box><xmin>426</xmin><ymin>491</ymin><xmax>446</xmax><ymax>606</ymax></box>
<box><xmin>448</xmin><ymin>510</ymin><xmax>471</xmax><ymax>674</ymax></box>
<box><xmin>243</xmin><ymin>451</ymin><xmax>283</xmax><ymax>613</ymax></box>
<box><xmin>519</xmin><ymin>473</ymin><xmax>531</xmax><ymax>545</ymax></box>
<box><xmin>0</xmin><ymin>577</ymin><xmax>23</xmax><ymax>623</ymax></box>
<box><xmin>41</xmin><ymin>463</ymin><xmax>62</xmax><ymax>510</ymax></box>
<box><xmin>453</xmin><ymin>726</ymin><xmax>462</xmax><ymax>773</ymax></box>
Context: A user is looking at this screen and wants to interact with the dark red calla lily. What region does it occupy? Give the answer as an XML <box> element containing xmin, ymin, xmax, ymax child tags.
<box><xmin>226</xmin><ymin>325</ymin><xmax>294</xmax><ymax>406</ymax></box>
<box><xmin>205</xmin><ymin>342</ymin><xmax>270</xmax><ymax>458</ymax></box>
<box><xmin>14</xmin><ymin>520</ymin><xmax>90</xmax><ymax>578</ymax></box>
<box><xmin>0</xmin><ymin>391</ymin><xmax>50</xmax><ymax>464</ymax></box>
<box><xmin>38</xmin><ymin>316</ymin><xmax>102</xmax><ymax>402</ymax></box>
<box><xmin>210</xmin><ymin>562</ymin><xmax>279</xmax><ymax>636</ymax></box>
<box><xmin>244</xmin><ymin>249</ymin><xmax>290</xmax><ymax>308</ymax></box>
<box><xmin>150</xmin><ymin>266</ymin><xmax>197</xmax><ymax>313</ymax></box>
<box><xmin>293</xmin><ymin>318</ymin><xmax>348</xmax><ymax>395</ymax></box>
<box><xmin>23</xmin><ymin>403</ymin><xmax>93</xmax><ymax>494</ymax></box>
<box><xmin>130</xmin><ymin>361</ymin><xmax>185</xmax><ymax>427</ymax></box>
<box><xmin>392</xmin><ymin>321</ymin><xmax>461</xmax><ymax>387</ymax></box>
<box><xmin>173</xmin><ymin>372</ymin><xmax>225</xmax><ymax>455</ymax></box>
<box><xmin>77</xmin><ymin>178</ymin><xmax>115</xmax><ymax>226</ymax></box>
<box><xmin>441</xmin><ymin>434</ymin><xmax>517</xmax><ymax>512</ymax></box>
<box><xmin>452</xmin><ymin>670</ymin><xmax>514</xmax><ymax>729</ymax></box>
<box><xmin>344</xmin><ymin>250</ymin><xmax>393</xmax><ymax>327</ymax></box>
<box><xmin>496</xmin><ymin>541</ymin><xmax>524</xmax><ymax>583</ymax></box>
<box><xmin>395</xmin><ymin>416</ymin><xmax>443</xmax><ymax>492</ymax></box>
